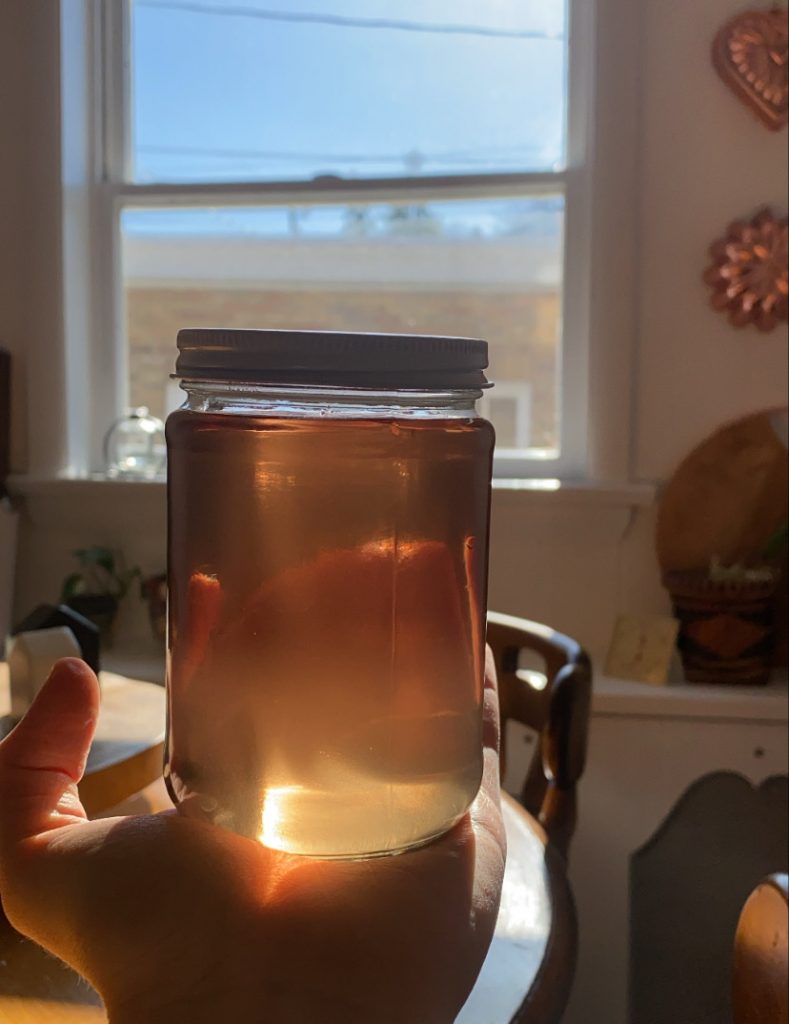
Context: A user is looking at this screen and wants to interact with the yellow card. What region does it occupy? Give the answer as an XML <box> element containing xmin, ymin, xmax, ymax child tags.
<box><xmin>604</xmin><ymin>614</ymin><xmax>680</xmax><ymax>685</ymax></box>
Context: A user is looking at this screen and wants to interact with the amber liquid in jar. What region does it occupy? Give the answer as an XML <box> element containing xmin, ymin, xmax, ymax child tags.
<box><xmin>165</xmin><ymin>409</ymin><xmax>493</xmax><ymax>858</ymax></box>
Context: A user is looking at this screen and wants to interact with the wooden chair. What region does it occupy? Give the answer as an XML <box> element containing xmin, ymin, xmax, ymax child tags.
<box><xmin>733</xmin><ymin>873</ymin><xmax>789</xmax><ymax>1024</ymax></box>
<box><xmin>487</xmin><ymin>611</ymin><xmax>592</xmax><ymax>862</ymax></box>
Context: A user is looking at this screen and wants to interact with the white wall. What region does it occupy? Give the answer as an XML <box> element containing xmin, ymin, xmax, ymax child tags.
<box><xmin>634</xmin><ymin>0</ymin><xmax>788</xmax><ymax>481</ymax></box>
<box><xmin>564</xmin><ymin>1</ymin><xmax>788</xmax><ymax>1020</ymax></box>
<box><xmin>0</xmin><ymin>2</ymin><xmax>67</xmax><ymax>478</ymax></box>
<box><xmin>13</xmin><ymin>481</ymin><xmax>659</xmax><ymax>665</ymax></box>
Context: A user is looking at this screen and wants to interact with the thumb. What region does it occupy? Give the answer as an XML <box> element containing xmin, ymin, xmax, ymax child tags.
<box><xmin>0</xmin><ymin>657</ymin><xmax>100</xmax><ymax>846</ymax></box>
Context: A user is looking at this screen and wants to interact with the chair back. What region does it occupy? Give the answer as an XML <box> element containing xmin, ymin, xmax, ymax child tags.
<box><xmin>487</xmin><ymin>611</ymin><xmax>592</xmax><ymax>860</ymax></box>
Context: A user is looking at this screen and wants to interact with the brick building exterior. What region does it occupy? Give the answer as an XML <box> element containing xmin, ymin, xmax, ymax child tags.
<box><xmin>124</xmin><ymin>235</ymin><xmax>561</xmax><ymax>449</ymax></box>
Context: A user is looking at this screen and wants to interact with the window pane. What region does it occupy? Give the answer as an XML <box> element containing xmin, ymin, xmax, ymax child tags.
<box><xmin>130</xmin><ymin>1</ymin><xmax>567</xmax><ymax>182</ymax></box>
<box><xmin>121</xmin><ymin>196</ymin><xmax>564</xmax><ymax>455</ymax></box>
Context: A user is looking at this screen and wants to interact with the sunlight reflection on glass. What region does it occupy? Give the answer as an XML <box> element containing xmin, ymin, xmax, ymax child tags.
<box><xmin>259</xmin><ymin>786</ymin><xmax>304</xmax><ymax>848</ymax></box>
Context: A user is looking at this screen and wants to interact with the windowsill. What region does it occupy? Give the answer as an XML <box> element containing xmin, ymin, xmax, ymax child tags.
<box><xmin>9</xmin><ymin>474</ymin><xmax>657</xmax><ymax>507</ymax></box>
<box><xmin>491</xmin><ymin>478</ymin><xmax>656</xmax><ymax>506</ymax></box>
<box><xmin>8</xmin><ymin>474</ymin><xmax>166</xmax><ymax>495</ymax></box>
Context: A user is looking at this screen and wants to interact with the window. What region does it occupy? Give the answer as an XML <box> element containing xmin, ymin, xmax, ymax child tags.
<box><xmin>95</xmin><ymin>0</ymin><xmax>592</xmax><ymax>476</ymax></box>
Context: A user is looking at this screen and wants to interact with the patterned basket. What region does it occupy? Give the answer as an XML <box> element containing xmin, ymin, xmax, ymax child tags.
<box><xmin>664</xmin><ymin>570</ymin><xmax>781</xmax><ymax>686</ymax></box>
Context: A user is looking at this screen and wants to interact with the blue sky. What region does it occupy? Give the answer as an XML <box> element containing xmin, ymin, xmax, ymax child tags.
<box><xmin>131</xmin><ymin>0</ymin><xmax>567</xmax><ymax>183</ymax></box>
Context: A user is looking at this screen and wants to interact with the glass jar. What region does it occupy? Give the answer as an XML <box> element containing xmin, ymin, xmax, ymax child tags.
<box><xmin>103</xmin><ymin>406</ymin><xmax>166</xmax><ymax>480</ymax></box>
<box><xmin>165</xmin><ymin>329</ymin><xmax>494</xmax><ymax>858</ymax></box>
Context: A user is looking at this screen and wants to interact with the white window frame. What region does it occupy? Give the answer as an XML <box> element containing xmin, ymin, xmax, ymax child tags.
<box><xmin>62</xmin><ymin>0</ymin><xmax>639</xmax><ymax>484</ymax></box>
<box><xmin>479</xmin><ymin>382</ymin><xmax>533</xmax><ymax>451</ymax></box>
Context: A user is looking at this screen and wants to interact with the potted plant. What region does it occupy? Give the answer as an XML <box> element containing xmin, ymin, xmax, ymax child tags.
<box><xmin>61</xmin><ymin>546</ymin><xmax>140</xmax><ymax>644</ymax></box>
<box><xmin>664</xmin><ymin>522</ymin><xmax>787</xmax><ymax>686</ymax></box>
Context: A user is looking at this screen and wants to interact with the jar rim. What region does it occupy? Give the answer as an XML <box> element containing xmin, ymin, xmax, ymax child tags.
<box><xmin>175</xmin><ymin>379</ymin><xmax>485</xmax><ymax>420</ymax></box>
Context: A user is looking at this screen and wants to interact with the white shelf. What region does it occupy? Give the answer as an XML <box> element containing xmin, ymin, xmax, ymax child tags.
<box><xmin>592</xmin><ymin>672</ymin><xmax>789</xmax><ymax>723</ymax></box>
<box><xmin>99</xmin><ymin>648</ymin><xmax>789</xmax><ymax>722</ymax></box>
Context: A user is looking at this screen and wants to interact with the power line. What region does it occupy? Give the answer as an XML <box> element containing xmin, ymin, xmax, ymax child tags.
<box><xmin>140</xmin><ymin>143</ymin><xmax>404</xmax><ymax>163</ymax></box>
<box><xmin>137</xmin><ymin>142</ymin><xmax>543</xmax><ymax>167</ymax></box>
<box><xmin>136</xmin><ymin>1</ymin><xmax>563</xmax><ymax>41</ymax></box>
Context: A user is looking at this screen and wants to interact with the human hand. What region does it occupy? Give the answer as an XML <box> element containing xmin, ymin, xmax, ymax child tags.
<box><xmin>0</xmin><ymin>656</ymin><xmax>505</xmax><ymax>1024</ymax></box>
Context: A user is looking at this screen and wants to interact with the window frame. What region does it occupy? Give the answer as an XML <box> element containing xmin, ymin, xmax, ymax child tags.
<box><xmin>71</xmin><ymin>0</ymin><xmax>610</xmax><ymax>480</ymax></box>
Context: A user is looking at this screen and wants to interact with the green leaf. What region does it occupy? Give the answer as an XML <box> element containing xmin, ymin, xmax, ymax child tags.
<box><xmin>74</xmin><ymin>546</ymin><xmax>116</xmax><ymax>575</ymax></box>
<box><xmin>60</xmin><ymin>573</ymin><xmax>84</xmax><ymax>602</ymax></box>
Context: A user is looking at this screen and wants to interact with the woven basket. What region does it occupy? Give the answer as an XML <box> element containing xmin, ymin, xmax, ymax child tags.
<box><xmin>664</xmin><ymin>570</ymin><xmax>780</xmax><ymax>686</ymax></box>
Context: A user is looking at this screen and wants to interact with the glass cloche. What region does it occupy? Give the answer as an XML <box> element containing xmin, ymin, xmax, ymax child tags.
<box><xmin>103</xmin><ymin>406</ymin><xmax>166</xmax><ymax>480</ymax></box>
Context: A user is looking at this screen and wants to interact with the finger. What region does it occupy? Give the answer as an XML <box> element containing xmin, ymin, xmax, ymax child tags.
<box><xmin>471</xmin><ymin>647</ymin><xmax>505</xmax><ymax>853</ymax></box>
<box><xmin>0</xmin><ymin>658</ymin><xmax>100</xmax><ymax>845</ymax></box>
<box><xmin>482</xmin><ymin>643</ymin><xmax>500</xmax><ymax>754</ymax></box>
<box><xmin>480</xmin><ymin>644</ymin><xmax>503</xmax><ymax>810</ymax></box>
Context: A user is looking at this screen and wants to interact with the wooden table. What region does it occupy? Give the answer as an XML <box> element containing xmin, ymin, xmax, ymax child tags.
<box><xmin>0</xmin><ymin>669</ymin><xmax>166</xmax><ymax>819</ymax></box>
<box><xmin>0</xmin><ymin>668</ymin><xmax>574</xmax><ymax>1023</ymax></box>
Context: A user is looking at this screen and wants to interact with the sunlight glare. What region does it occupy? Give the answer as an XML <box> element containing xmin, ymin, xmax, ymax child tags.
<box><xmin>259</xmin><ymin>786</ymin><xmax>303</xmax><ymax>848</ymax></box>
